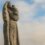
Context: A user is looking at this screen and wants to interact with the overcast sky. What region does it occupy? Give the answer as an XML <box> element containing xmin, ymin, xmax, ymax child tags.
<box><xmin>0</xmin><ymin>0</ymin><xmax>45</xmax><ymax>45</ymax></box>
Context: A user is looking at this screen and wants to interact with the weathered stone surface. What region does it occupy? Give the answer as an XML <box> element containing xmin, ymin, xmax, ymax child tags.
<box><xmin>2</xmin><ymin>1</ymin><xmax>19</xmax><ymax>45</ymax></box>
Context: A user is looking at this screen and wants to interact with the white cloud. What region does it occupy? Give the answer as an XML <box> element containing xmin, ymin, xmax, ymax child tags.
<box><xmin>34</xmin><ymin>0</ymin><xmax>45</xmax><ymax>4</ymax></box>
<box><xmin>15</xmin><ymin>1</ymin><xmax>45</xmax><ymax>45</ymax></box>
<box><xmin>14</xmin><ymin>1</ymin><xmax>37</xmax><ymax>23</ymax></box>
<box><xmin>0</xmin><ymin>13</ymin><xmax>4</xmax><ymax>45</ymax></box>
<box><xmin>17</xmin><ymin>21</ymin><xmax>45</xmax><ymax>45</ymax></box>
<box><xmin>0</xmin><ymin>13</ymin><xmax>3</xmax><ymax>22</ymax></box>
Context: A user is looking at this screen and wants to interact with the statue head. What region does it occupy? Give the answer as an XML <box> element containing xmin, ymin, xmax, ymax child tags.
<box><xmin>3</xmin><ymin>1</ymin><xmax>19</xmax><ymax>21</ymax></box>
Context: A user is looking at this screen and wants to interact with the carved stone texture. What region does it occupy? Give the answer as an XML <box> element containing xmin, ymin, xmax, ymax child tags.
<box><xmin>2</xmin><ymin>1</ymin><xmax>19</xmax><ymax>45</ymax></box>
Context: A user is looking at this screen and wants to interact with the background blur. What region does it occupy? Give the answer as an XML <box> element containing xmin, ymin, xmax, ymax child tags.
<box><xmin>0</xmin><ymin>0</ymin><xmax>45</xmax><ymax>45</ymax></box>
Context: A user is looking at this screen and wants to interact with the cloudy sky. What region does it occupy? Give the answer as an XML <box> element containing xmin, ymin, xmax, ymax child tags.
<box><xmin>0</xmin><ymin>0</ymin><xmax>45</xmax><ymax>45</ymax></box>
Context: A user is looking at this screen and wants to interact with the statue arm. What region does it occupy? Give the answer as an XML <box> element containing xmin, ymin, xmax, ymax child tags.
<box><xmin>13</xmin><ymin>6</ymin><xmax>19</xmax><ymax>21</ymax></box>
<box><xmin>9</xmin><ymin>6</ymin><xmax>19</xmax><ymax>21</ymax></box>
<box><xmin>13</xmin><ymin>9</ymin><xmax>19</xmax><ymax>21</ymax></box>
<box><xmin>3</xmin><ymin>6</ymin><xmax>7</xmax><ymax>22</ymax></box>
<box><xmin>2</xmin><ymin>2</ymin><xmax>9</xmax><ymax>22</ymax></box>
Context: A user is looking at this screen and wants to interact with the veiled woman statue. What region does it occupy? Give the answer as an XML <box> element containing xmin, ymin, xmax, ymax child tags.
<box><xmin>2</xmin><ymin>1</ymin><xmax>19</xmax><ymax>45</ymax></box>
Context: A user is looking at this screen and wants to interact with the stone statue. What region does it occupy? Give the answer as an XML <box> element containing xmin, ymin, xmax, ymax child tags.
<box><xmin>2</xmin><ymin>1</ymin><xmax>19</xmax><ymax>45</ymax></box>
